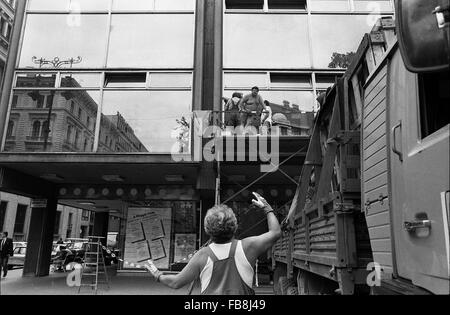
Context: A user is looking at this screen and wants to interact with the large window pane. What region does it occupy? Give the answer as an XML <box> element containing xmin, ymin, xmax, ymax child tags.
<box><xmin>5</xmin><ymin>90</ymin><xmax>99</xmax><ymax>153</ymax></box>
<box><xmin>149</xmin><ymin>73</ymin><xmax>192</xmax><ymax>88</ymax></box>
<box><xmin>108</xmin><ymin>14</ymin><xmax>195</xmax><ymax>68</ymax></box>
<box><xmin>154</xmin><ymin>0</ymin><xmax>195</xmax><ymax>11</ymax></box>
<box><xmin>19</xmin><ymin>14</ymin><xmax>108</xmax><ymax>69</ymax></box>
<box><xmin>112</xmin><ymin>0</ymin><xmax>152</xmax><ymax>11</ymax></box>
<box><xmin>311</xmin><ymin>14</ymin><xmax>392</xmax><ymax>68</ymax></box>
<box><xmin>309</xmin><ymin>0</ymin><xmax>349</xmax><ymax>12</ymax></box>
<box><xmin>28</xmin><ymin>0</ymin><xmax>70</xmax><ymax>11</ymax></box>
<box><xmin>101</xmin><ymin>91</ymin><xmax>192</xmax><ymax>154</ymax></box>
<box><xmin>224</xmin><ymin>14</ymin><xmax>310</xmax><ymax>68</ymax></box>
<box><xmin>68</xmin><ymin>0</ymin><xmax>111</xmax><ymax>11</ymax></box>
<box><xmin>28</xmin><ymin>0</ymin><xmax>110</xmax><ymax>11</ymax></box>
<box><xmin>224</xmin><ymin>72</ymin><xmax>268</xmax><ymax>89</ymax></box>
<box><xmin>61</xmin><ymin>73</ymin><xmax>101</xmax><ymax>88</ymax></box>
<box><xmin>268</xmin><ymin>0</ymin><xmax>307</xmax><ymax>10</ymax></box>
<box><xmin>113</xmin><ymin>0</ymin><xmax>195</xmax><ymax>11</ymax></box>
<box><xmin>225</xmin><ymin>0</ymin><xmax>264</xmax><ymax>10</ymax></box>
<box><xmin>16</xmin><ymin>73</ymin><xmax>57</xmax><ymax>88</ymax></box>
<box><xmin>353</xmin><ymin>0</ymin><xmax>392</xmax><ymax>12</ymax></box>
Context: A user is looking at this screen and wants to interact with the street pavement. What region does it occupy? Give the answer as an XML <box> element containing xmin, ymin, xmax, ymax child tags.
<box><xmin>0</xmin><ymin>268</ymin><xmax>274</xmax><ymax>295</ymax></box>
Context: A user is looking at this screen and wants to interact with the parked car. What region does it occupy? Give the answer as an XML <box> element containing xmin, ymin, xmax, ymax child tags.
<box><xmin>51</xmin><ymin>243</ymin><xmax>71</xmax><ymax>258</ymax></box>
<box><xmin>8</xmin><ymin>246</ymin><xmax>26</xmax><ymax>269</ymax></box>
<box><xmin>13</xmin><ymin>242</ymin><xmax>27</xmax><ymax>250</ymax></box>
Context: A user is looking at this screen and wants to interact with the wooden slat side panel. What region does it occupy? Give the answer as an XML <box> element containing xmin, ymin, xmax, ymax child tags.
<box><xmin>309</xmin><ymin>217</ymin><xmax>337</xmax><ymax>258</ymax></box>
<box><xmin>362</xmin><ymin>65</ymin><xmax>393</xmax><ymax>270</ymax></box>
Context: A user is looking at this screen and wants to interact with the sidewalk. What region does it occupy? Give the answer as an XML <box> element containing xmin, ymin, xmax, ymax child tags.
<box><xmin>0</xmin><ymin>268</ymin><xmax>274</xmax><ymax>295</ymax></box>
<box><xmin>0</xmin><ymin>268</ymin><xmax>188</xmax><ymax>295</ymax></box>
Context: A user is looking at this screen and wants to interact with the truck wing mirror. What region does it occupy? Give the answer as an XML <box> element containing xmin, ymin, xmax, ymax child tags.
<box><xmin>396</xmin><ymin>0</ymin><xmax>450</xmax><ymax>73</ymax></box>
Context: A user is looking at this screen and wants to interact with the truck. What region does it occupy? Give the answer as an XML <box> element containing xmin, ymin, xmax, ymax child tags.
<box><xmin>273</xmin><ymin>0</ymin><xmax>449</xmax><ymax>295</ymax></box>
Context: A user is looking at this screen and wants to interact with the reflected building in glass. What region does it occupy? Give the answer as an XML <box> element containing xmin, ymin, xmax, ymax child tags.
<box><xmin>223</xmin><ymin>0</ymin><xmax>394</xmax><ymax>123</ymax></box>
<box><xmin>5</xmin><ymin>74</ymin><xmax>147</xmax><ymax>153</ymax></box>
<box><xmin>0</xmin><ymin>0</ymin><xmax>15</xmax><ymax>88</ymax></box>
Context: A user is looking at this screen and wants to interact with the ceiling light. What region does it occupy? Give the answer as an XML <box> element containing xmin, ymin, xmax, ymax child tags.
<box><xmin>102</xmin><ymin>175</ymin><xmax>125</xmax><ymax>182</ymax></box>
<box><xmin>40</xmin><ymin>174</ymin><xmax>65</xmax><ymax>181</ymax></box>
<box><xmin>79</xmin><ymin>201</ymin><xmax>95</xmax><ymax>206</ymax></box>
<box><xmin>165</xmin><ymin>175</ymin><xmax>185</xmax><ymax>182</ymax></box>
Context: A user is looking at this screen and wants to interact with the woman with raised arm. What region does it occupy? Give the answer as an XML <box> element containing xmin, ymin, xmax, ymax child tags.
<box><xmin>145</xmin><ymin>192</ymin><xmax>282</xmax><ymax>295</ymax></box>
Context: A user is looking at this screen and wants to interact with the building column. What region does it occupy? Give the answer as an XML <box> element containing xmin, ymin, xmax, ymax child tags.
<box><xmin>23</xmin><ymin>195</ymin><xmax>58</xmax><ymax>277</ymax></box>
<box><xmin>93</xmin><ymin>212</ymin><xmax>109</xmax><ymax>246</ymax></box>
<box><xmin>2</xmin><ymin>195</ymin><xmax>17</xmax><ymax>236</ymax></box>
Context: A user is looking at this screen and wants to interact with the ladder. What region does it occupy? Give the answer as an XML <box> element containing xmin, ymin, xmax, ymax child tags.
<box><xmin>78</xmin><ymin>236</ymin><xmax>110</xmax><ymax>295</ymax></box>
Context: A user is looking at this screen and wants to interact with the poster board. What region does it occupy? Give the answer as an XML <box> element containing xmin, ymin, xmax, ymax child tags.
<box><xmin>124</xmin><ymin>208</ymin><xmax>172</xmax><ymax>269</ymax></box>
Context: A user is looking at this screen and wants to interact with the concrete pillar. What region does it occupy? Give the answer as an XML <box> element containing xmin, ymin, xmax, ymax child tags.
<box><xmin>23</xmin><ymin>195</ymin><xmax>58</xmax><ymax>277</ymax></box>
<box><xmin>93</xmin><ymin>212</ymin><xmax>109</xmax><ymax>246</ymax></box>
<box><xmin>2</xmin><ymin>194</ymin><xmax>17</xmax><ymax>236</ymax></box>
<box><xmin>192</xmin><ymin>0</ymin><xmax>223</xmax><ymax>112</ymax></box>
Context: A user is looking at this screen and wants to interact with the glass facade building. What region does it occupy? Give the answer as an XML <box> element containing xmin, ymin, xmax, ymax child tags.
<box><xmin>0</xmin><ymin>0</ymin><xmax>394</xmax><ymax>274</ymax></box>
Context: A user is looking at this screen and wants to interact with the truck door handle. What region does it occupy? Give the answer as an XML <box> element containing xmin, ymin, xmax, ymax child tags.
<box><xmin>404</xmin><ymin>220</ymin><xmax>432</xmax><ymax>232</ymax></box>
<box><xmin>391</xmin><ymin>121</ymin><xmax>403</xmax><ymax>162</ymax></box>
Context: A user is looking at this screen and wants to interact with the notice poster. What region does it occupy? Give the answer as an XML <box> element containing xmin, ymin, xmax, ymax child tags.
<box><xmin>174</xmin><ymin>234</ymin><xmax>197</xmax><ymax>263</ymax></box>
<box><xmin>149</xmin><ymin>239</ymin><xmax>166</xmax><ymax>261</ymax></box>
<box><xmin>135</xmin><ymin>240</ymin><xmax>152</xmax><ymax>262</ymax></box>
<box><xmin>124</xmin><ymin>208</ymin><xmax>172</xmax><ymax>269</ymax></box>
<box><xmin>142</xmin><ymin>213</ymin><xmax>165</xmax><ymax>240</ymax></box>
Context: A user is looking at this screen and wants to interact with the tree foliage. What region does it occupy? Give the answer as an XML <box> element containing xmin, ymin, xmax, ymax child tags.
<box><xmin>328</xmin><ymin>52</ymin><xmax>356</xmax><ymax>69</ymax></box>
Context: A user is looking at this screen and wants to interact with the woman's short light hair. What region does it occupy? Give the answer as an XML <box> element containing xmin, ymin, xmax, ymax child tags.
<box><xmin>204</xmin><ymin>205</ymin><xmax>238</xmax><ymax>243</ymax></box>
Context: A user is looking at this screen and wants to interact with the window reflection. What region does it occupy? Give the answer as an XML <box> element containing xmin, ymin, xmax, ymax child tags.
<box><xmin>16</xmin><ymin>73</ymin><xmax>56</xmax><ymax>88</ymax></box>
<box><xmin>61</xmin><ymin>73</ymin><xmax>101</xmax><ymax>88</ymax></box>
<box><xmin>224</xmin><ymin>73</ymin><xmax>268</xmax><ymax>89</ymax></box>
<box><xmin>223</xmin><ymin>90</ymin><xmax>315</xmax><ymax>136</ymax></box>
<box><xmin>310</xmin><ymin>14</ymin><xmax>392</xmax><ymax>68</ymax></box>
<box><xmin>19</xmin><ymin>14</ymin><xmax>108</xmax><ymax>69</ymax></box>
<box><xmin>112</xmin><ymin>0</ymin><xmax>195</xmax><ymax>11</ymax></box>
<box><xmin>353</xmin><ymin>1</ymin><xmax>392</xmax><ymax>12</ymax></box>
<box><xmin>101</xmin><ymin>91</ymin><xmax>192</xmax><ymax>154</ymax></box>
<box><xmin>28</xmin><ymin>0</ymin><xmax>110</xmax><ymax>11</ymax></box>
<box><xmin>149</xmin><ymin>73</ymin><xmax>192</xmax><ymax>88</ymax></box>
<box><xmin>5</xmin><ymin>89</ymin><xmax>99</xmax><ymax>153</ymax></box>
<box><xmin>108</xmin><ymin>14</ymin><xmax>195</xmax><ymax>68</ymax></box>
<box><xmin>28</xmin><ymin>0</ymin><xmax>70</xmax><ymax>11</ymax></box>
<box><xmin>309</xmin><ymin>0</ymin><xmax>350</xmax><ymax>12</ymax></box>
<box><xmin>224</xmin><ymin>14</ymin><xmax>311</xmax><ymax>68</ymax></box>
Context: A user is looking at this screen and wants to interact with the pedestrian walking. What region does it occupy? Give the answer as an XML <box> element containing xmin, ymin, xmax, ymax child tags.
<box><xmin>0</xmin><ymin>232</ymin><xmax>14</xmax><ymax>278</ymax></box>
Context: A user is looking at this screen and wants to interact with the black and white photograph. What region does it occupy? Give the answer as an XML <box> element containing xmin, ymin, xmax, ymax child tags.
<box><xmin>0</xmin><ymin>0</ymin><xmax>448</xmax><ymax>303</ymax></box>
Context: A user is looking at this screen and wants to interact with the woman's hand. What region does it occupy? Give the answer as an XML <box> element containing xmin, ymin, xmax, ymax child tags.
<box><xmin>252</xmin><ymin>192</ymin><xmax>274</xmax><ymax>215</ymax></box>
<box><xmin>145</xmin><ymin>260</ymin><xmax>163</xmax><ymax>282</ymax></box>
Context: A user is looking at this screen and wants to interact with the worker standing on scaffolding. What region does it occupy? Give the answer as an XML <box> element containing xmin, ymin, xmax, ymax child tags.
<box><xmin>145</xmin><ymin>192</ymin><xmax>282</xmax><ymax>295</ymax></box>
<box><xmin>240</xmin><ymin>87</ymin><xmax>265</xmax><ymax>134</ymax></box>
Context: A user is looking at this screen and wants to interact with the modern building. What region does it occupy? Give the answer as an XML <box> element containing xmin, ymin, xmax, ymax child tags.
<box><xmin>0</xmin><ymin>0</ymin><xmax>15</xmax><ymax>90</ymax></box>
<box><xmin>0</xmin><ymin>0</ymin><xmax>393</xmax><ymax>277</ymax></box>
